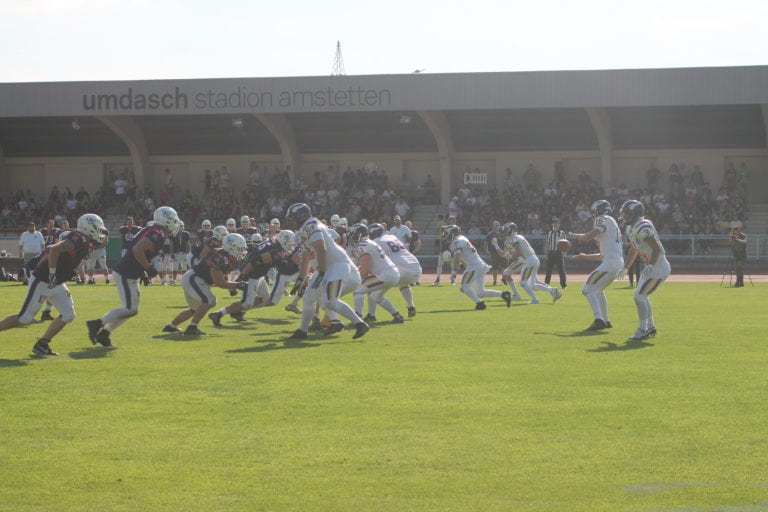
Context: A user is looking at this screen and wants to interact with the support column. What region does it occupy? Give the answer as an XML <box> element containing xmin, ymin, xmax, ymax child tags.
<box><xmin>586</xmin><ymin>107</ymin><xmax>614</xmax><ymax>187</ymax></box>
<box><xmin>96</xmin><ymin>116</ymin><xmax>151</xmax><ymax>190</ymax></box>
<box><xmin>417</xmin><ymin>110</ymin><xmax>454</xmax><ymax>205</ymax></box>
<box><xmin>254</xmin><ymin>114</ymin><xmax>299</xmax><ymax>182</ymax></box>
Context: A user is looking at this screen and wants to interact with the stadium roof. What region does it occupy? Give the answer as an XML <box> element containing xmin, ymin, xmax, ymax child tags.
<box><xmin>1</xmin><ymin>66</ymin><xmax>767</xmax><ymax>157</ymax></box>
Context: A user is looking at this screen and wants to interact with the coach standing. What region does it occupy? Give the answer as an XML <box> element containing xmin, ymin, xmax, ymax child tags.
<box><xmin>544</xmin><ymin>217</ymin><xmax>568</xmax><ymax>289</ymax></box>
<box><xmin>19</xmin><ymin>221</ymin><xmax>45</xmax><ymax>284</ymax></box>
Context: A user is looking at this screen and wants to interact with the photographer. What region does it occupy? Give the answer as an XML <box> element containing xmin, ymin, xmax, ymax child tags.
<box><xmin>730</xmin><ymin>224</ymin><xmax>747</xmax><ymax>287</ymax></box>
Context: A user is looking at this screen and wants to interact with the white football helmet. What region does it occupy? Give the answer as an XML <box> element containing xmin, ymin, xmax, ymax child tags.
<box><xmin>250</xmin><ymin>233</ymin><xmax>263</xmax><ymax>244</ymax></box>
<box><xmin>330</xmin><ymin>214</ymin><xmax>340</xmax><ymax>227</ymax></box>
<box><xmin>240</xmin><ymin>215</ymin><xmax>250</xmax><ymax>227</ymax></box>
<box><xmin>226</xmin><ymin>218</ymin><xmax>237</xmax><ymax>231</ymax></box>
<box><xmin>201</xmin><ymin>219</ymin><xmax>212</xmax><ymax>229</ymax></box>
<box><xmin>339</xmin><ymin>217</ymin><xmax>348</xmax><ymax>228</ymax></box>
<box><xmin>153</xmin><ymin>206</ymin><xmax>181</xmax><ymax>234</ymax></box>
<box><xmin>222</xmin><ymin>233</ymin><xmax>248</xmax><ymax>260</ymax></box>
<box><xmin>212</xmin><ymin>225</ymin><xmax>228</xmax><ymax>241</ymax></box>
<box><xmin>178</xmin><ymin>220</ymin><xmax>185</xmax><ymax>232</ymax></box>
<box><xmin>276</xmin><ymin>230</ymin><xmax>295</xmax><ymax>251</ymax></box>
<box><xmin>77</xmin><ymin>213</ymin><xmax>106</xmax><ymax>243</ymax></box>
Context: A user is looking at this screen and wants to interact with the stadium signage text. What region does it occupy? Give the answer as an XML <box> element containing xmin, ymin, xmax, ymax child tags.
<box><xmin>82</xmin><ymin>85</ymin><xmax>392</xmax><ymax>112</ymax></box>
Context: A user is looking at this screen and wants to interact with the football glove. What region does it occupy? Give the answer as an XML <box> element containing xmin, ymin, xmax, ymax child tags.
<box><xmin>48</xmin><ymin>273</ymin><xmax>58</xmax><ymax>289</ymax></box>
<box><xmin>289</xmin><ymin>277</ymin><xmax>303</xmax><ymax>296</ymax></box>
<box><xmin>228</xmin><ymin>287</ymin><xmax>238</xmax><ymax>296</ymax></box>
<box><xmin>145</xmin><ymin>267</ymin><xmax>159</xmax><ymax>279</ymax></box>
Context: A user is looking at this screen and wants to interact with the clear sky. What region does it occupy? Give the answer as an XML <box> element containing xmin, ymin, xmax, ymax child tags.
<box><xmin>1</xmin><ymin>0</ymin><xmax>766</xmax><ymax>83</ymax></box>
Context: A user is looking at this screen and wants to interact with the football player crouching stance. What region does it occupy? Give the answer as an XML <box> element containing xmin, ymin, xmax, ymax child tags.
<box><xmin>500</xmin><ymin>222</ymin><xmax>562</xmax><ymax>305</ymax></box>
<box><xmin>349</xmin><ymin>223</ymin><xmax>405</xmax><ymax>324</ymax></box>
<box><xmin>162</xmin><ymin>233</ymin><xmax>247</xmax><ymax>336</ymax></box>
<box><xmin>207</xmin><ymin>230</ymin><xmax>298</xmax><ymax>326</ymax></box>
<box><xmin>0</xmin><ymin>213</ymin><xmax>107</xmax><ymax>356</ymax></box>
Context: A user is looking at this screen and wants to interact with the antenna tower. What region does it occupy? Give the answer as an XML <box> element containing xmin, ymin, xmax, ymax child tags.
<box><xmin>331</xmin><ymin>41</ymin><xmax>346</xmax><ymax>76</ymax></box>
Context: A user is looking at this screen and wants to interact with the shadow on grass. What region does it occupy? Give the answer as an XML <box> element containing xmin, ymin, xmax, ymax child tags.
<box><xmin>68</xmin><ymin>346</ymin><xmax>117</xmax><ymax>359</ymax></box>
<box><xmin>0</xmin><ymin>358</ymin><xmax>29</xmax><ymax>368</ymax></box>
<box><xmin>226</xmin><ymin>340</ymin><xmax>322</xmax><ymax>353</ymax></box>
<box><xmin>256</xmin><ymin>318</ymin><xmax>294</xmax><ymax>325</ymax></box>
<box><xmin>548</xmin><ymin>330</ymin><xmax>611</xmax><ymax>338</ymax></box>
<box><xmin>587</xmin><ymin>339</ymin><xmax>655</xmax><ymax>352</ymax></box>
<box><xmin>150</xmin><ymin>333</ymin><xmax>225</xmax><ymax>342</ymax></box>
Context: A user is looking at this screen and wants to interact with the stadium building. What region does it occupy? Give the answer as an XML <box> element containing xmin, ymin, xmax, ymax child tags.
<box><xmin>1</xmin><ymin>66</ymin><xmax>767</xmax><ymax>262</ymax></box>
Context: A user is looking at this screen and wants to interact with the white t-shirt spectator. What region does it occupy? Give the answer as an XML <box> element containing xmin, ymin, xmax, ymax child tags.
<box><xmin>19</xmin><ymin>229</ymin><xmax>45</xmax><ymax>256</ymax></box>
<box><xmin>389</xmin><ymin>224</ymin><xmax>412</xmax><ymax>245</ymax></box>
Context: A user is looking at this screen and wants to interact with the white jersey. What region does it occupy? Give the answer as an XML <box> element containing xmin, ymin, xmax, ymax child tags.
<box><xmin>450</xmin><ymin>235</ymin><xmax>490</xmax><ymax>271</ymax></box>
<box><xmin>352</xmin><ymin>239</ymin><xmax>399</xmax><ymax>280</ymax></box>
<box><xmin>505</xmin><ymin>233</ymin><xmax>537</xmax><ymax>261</ymax></box>
<box><xmin>592</xmin><ymin>215</ymin><xmax>624</xmax><ymax>265</ymax></box>
<box><xmin>626</xmin><ymin>218</ymin><xmax>668</xmax><ymax>266</ymax></box>
<box><xmin>375</xmin><ymin>234</ymin><xmax>421</xmax><ymax>270</ymax></box>
<box><xmin>298</xmin><ymin>217</ymin><xmax>352</xmax><ymax>267</ymax></box>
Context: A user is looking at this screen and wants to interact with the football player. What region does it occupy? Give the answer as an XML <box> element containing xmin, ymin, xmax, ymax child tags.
<box><xmin>194</xmin><ymin>219</ymin><xmax>213</xmax><ymax>249</ymax></box>
<box><xmin>500</xmin><ymin>222</ymin><xmax>562</xmax><ymax>304</ymax></box>
<box><xmin>86</xmin><ymin>226</ymin><xmax>110</xmax><ymax>285</ymax></box>
<box><xmin>189</xmin><ymin>225</ymin><xmax>227</xmax><ymax>267</ymax></box>
<box><xmin>618</xmin><ymin>200</ymin><xmax>670</xmax><ymax>340</ymax></box>
<box><xmin>163</xmin><ymin>233</ymin><xmax>247</xmax><ymax>335</ymax></box>
<box><xmin>237</xmin><ymin>215</ymin><xmax>259</xmax><ymax>245</ymax></box>
<box><xmin>0</xmin><ymin>214</ymin><xmax>106</xmax><ymax>356</ymax></box>
<box><xmin>208</xmin><ymin>230</ymin><xmax>297</xmax><ymax>326</ymax></box>
<box><xmin>38</xmin><ymin>219</ymin><xmax>63</xmax><ymax>321</ymax></box>
<box><xmin>571</xmin><ymin>200</ymin><xmax>624</xmax><ymax>331</ymax></box>
<box><xmin>284</xmin><ymin>203</ymin><xmax>368</xmax><ymax>340</ymax></box>
<box><xmin>369</xmin><ymin>223</ymin><xmax>422</xmax><ymax>317</ymax></box>
<box><xmin>433</xmin><ymin>216</ymin><xmax>457</xmax><ymax>286</ymax></box>
<box><xmin>171</xmin><ymin>220</ymin><xmax>192</xmax><ymax>285</ymax></box>
<box><xmin>349</xmin><ymin>223</ymin><xmax>404</xmax><ymax>325</ymax></box>
<box><xmin>86</xmin><ymin>206</ymin><xmax>180</xmax><ymax>347</ymax></box>
<box><xmin>226</xmin><ymin>218</ymin><xmax>237</xmax><ymax>233</ymax></box>
<box><xmin>118</xmin><ymin>216</ymin><xmax>142</xmax><ymax>258</ymax></box>
<box><xmin>444</xmin><ymin>225</ymin><xmax>511</xmax><ymax>310</ymax></box>
<box><xmin>485</xmin><ymin>220</ymin><xmax>504</xmax><ymax>286</ymax></box>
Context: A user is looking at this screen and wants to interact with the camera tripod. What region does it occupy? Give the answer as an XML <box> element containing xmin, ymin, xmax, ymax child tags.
<box><xmin>720</xmin><ymin>247</ymin><xmax>753</xmax><ymax>287</ymax></box>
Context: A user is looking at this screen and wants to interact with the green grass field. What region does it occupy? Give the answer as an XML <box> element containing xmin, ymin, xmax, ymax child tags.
<box><xmin>0</xmin><ymin>279</ymin><xmax>766</xmax><ymax>512</ymax></box>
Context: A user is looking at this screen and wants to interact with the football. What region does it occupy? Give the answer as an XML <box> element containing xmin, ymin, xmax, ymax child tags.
<box><xmin>557</xmin><ymin>239</ymin><xmax>572</xmax><ymax>253</ymax></box>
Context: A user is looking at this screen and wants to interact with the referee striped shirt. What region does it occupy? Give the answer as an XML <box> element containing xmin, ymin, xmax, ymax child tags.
<box><xmin>546</xmin><ymin>229</ymin><xmax>567</xmax><ymax>252</ymax></box>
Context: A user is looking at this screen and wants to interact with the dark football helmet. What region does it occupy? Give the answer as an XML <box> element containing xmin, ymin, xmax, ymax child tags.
<box><xmin>348</xmin><ymin>223</ymin><xmax>369</xmax><ymax>243</ymax></box>
<box><xmin>285</xmin><ymin>203</ymin><xmax>312</xmax><ymax>229</ymax></box>
<box><xmin>368</xmin><ymin>223</ymin><xmax>385</xmax><ymax>240</ymax></box>
<box><xmin>590</xmin><ymin>199</ymin><xmax>613</xmax><ymax>217</ymax></box>
<box><xmin>619</xmin><ymin>200</ymin><xmax>645</xmax><ymax>225</ymax></box>
<box><xmin>442</xmin><ymin>224</ymin><xmax>461</xmax><ymax>242</ymax></box>
<box><xmin>500</xmin><ymin>222</ymin><xmax>518</xmax><ymax>238</ymax></box>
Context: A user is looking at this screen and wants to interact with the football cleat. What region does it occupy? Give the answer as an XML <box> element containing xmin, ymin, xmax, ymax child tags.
<box><xmin>407</xmin><ymin>307</ymin><xmax>416</xmax><ymax>318</ymax></box>
<box><xmin>162</xmin><ymin>324</ymin><xmax>181</xmax><ymax>333</ymax></box>
<box><xmin>184</xmin><ymin>325</ymin><xmax>206</xmax><ymax>336</ymax></box>
<box><xmin>352</xmin><ymin>322</ymin><xmax>370</xmax><ymax>340</ymax></box>
<box><xmin>95</xmin><ymin>330</ymin><xmax>114</xmax><ymax>347</ymax></box>
<box><xmin>284</xmin><ymin>304</ymin><xmax>301</xmax><ymax>314</ymax></box>
<box><xmin>511</xmin><ymin>294</ymin><xmax>522</xmax><ymax>301</ymax></box>
<box><xmin>501</xmin><ymin>291</ymin><xmax>512</xmax><ymax>308</ymax></box>
<box><xmin>585</xmin><ymin>319</ymin><xmax>609</xmax><ymax>331</ymax></box>
<box><xmin>475</xmin><ymin>301</ymin><xmax>487</xmax><ymax>310</ymax></box>
<box><xmin>432</xmin><ymin>279</ymin><xmax>440</xmax><ymax>286</ymax></box>
<box><xmin>105</xmin><ymin>279</ymin><xmax>110</xmax><ymax>285</ymax></box>
<box><xmin>286</xmin><ymin>329</ymin><xmax>308</xmax><ymax>340</ymax></box>
<box><xmin>629</xmin><ymin>328</ymin><xmax>651</xmax><ymax>341</ymax></box>
<box><xmin>322</xmin><ymin>321</ymin><xmax>345</xmax><ymax>336</ymax></box>
<box><xmin>32</xmin><ymin>339</ymin><xmax>59</xmax><ymax>356</ymax></box>
<box><xmin>392</xmin><ymin>313</ymin><xmax>405</xmax><ymax>324</ymax></box>
<box><xmin>551</xmin><ymin>288</ymin><xmax>563</xmax><ymax>302</ymax></box>
<box><xmin>363</xmin><ymin>314</ymin><xmax>377</xmax><ymax>323</ymax></box>
<box><xmin>86</xmin><ymin>319</ymin><xmax>103</xmax><ymax>343</ymax></box>
<box><xmin>229</xmin><ymin>311</ymin><xmax>246</xmax><ymax>322</ymax></box>
<box><xmin>41</xmin><ymin>310</ymin><xmax>54</xmax><ymax>321</ymax></box>
<box><xmin>606</xmin><ymin>321</ymin><xmax>614</xmax><ymax>328</ymax></box>
<box><xmin>646</xmin><ymin>327</ymin><xmax>657</xmax><ymax>337</ymax></box>
<box><xmin>208</xmin><ymin>312</ymin><xmax>223</xmax><ymax>327</ymax></box>
<box><xmin>87</xmin><ymin>279</ymin><xmax>96</xmax><ymax>285</ymax></box>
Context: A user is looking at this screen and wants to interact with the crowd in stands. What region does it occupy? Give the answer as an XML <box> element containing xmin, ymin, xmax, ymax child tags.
<box><xmin>1</xmin><ymin>161</ymin><xmax>751</xmax><ymax>257</ymax></box>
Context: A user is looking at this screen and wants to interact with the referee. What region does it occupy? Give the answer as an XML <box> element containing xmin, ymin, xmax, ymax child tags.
<box><xmin>544</xmin><ymin>217</ymin><xmax>567</xmax><ymax>289</ymax></box>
